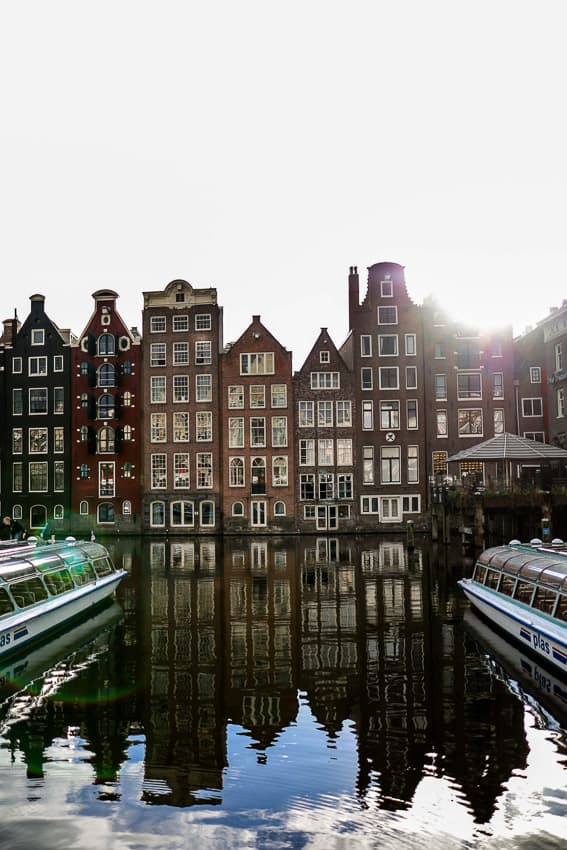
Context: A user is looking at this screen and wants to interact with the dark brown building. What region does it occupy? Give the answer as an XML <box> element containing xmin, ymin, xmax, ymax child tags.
<box><xmin>141</xmin><ymin>279</ymin><xmax>223</xmax><ymax>533</ymax></box>
<box><xmin>293</xmin><ymin>328</ymin><xmax>357</xmax><ymax>531</ymax></box>
<box><xmin>342</xmin><ymin>263</ymin><xmax>427</xmax><ymax>527</ymax></box>
<box><xmin>513</xmin><ymin>323</ymin><xmax>547</xmax><ymax>446</ymax></box>
<box><xmin>72</xmin><ymin>289</ymin><xmax>141</xmax><ymax>533</ymax></box>
<box><xmin>220</xmin><ymin>315</ymin><xmax>295</xmax><ymax>532</ymax></box>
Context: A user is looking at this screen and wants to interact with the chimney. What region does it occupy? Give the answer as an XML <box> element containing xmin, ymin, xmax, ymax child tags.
<box><xmin>348</xmin><ymin>266</ymin><xmax>359</xmax><ymax>329</ymax></box>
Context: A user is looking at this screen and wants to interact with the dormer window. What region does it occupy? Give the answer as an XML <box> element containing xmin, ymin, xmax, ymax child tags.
<box><xmin>380</xmin><ymin>278</ymin><xmax>393</xmax><ymax>297</ymax></box>
<box><xmin>31</xmin><ymin>329</ymin><xmax>45</xmax><ymax>345</ymax></box>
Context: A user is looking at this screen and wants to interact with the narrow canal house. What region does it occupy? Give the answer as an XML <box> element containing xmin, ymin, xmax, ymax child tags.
<box><xmin>141</xmin><ymin>279</ymin><xmax>223</xmax><ymax>533</ymax></box>
<box><xmin>220</xmin><ymin>316</ymin><xmax>295</xmax><ymax>532</ymax></box>
<box><xmin>0</xmin><ymin>295</ymin><xmax>75</xmax><ymax>534</ymax></box>
<box><xmin>72</xmin><ymin>290</ymin><xmax>142</xmax><ymax>534</ymax></box>
<box><xmin>536</xmin><ymin>300</ymin><xmax>567</xmax><ymax>449</ymax></box>
<box><xmin>342</xmin><ymin>263</ymin><xmax>427</xmax><ymax>528</ymax></box>
<box><xmin>293</xmin><ymin>328</ymin><xmax>357</xmax><ymax>532</ymax></box>
<box><xmin>422</xmin><ymin>300</ymin><xmax>515</xmax><ymax>488</ymax></box>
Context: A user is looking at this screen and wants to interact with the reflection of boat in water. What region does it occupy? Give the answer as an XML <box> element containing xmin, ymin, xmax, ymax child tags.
<box><xmin>464</xmin><ymin>608</ymin><xmax>567</xmax><ymax>730</ymax></box>
<box><xmin>0</xmin><ymin>599</ymin><xmax>123</xmax><ymax>733</ymax></box>
<box><xmin>458</xmin><ymin>541</ymin><xmax>567</xmax><ymax>675</ymax></box>
<box><xmin>0</xmin><ymin>537</ymin><xmax>126</xmax><ymax>659</ymax></box>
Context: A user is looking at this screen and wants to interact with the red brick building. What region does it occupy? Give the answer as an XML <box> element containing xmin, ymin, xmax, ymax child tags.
<box><xmin>220</xmin><ymin>316</ymin><xmax>295</xmax><ymax>532</ymax></box>
<box><xmin>293</xmin><ymin>329</ymin><xmax>356</xmax><ymax>531</ymax></box>
<box><xmin>72</xmin><ymin>289</ymin><xmax>141</xmax><ymax>533</ymax></box>
<box><xmin>141</xmin><ymin>279</ymin><xmax>223</xmax><ymax>533</ymax></box>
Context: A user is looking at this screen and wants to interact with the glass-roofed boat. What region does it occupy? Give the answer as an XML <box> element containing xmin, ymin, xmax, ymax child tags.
<box><xmin>0</xmin><ymin>536</ymin><xmax>126</xmax><ymax>659</ymax></box>
<box><xmin>459</xmin><ymin>539</ymin><xmax>567</xmax><ymax>675</ymax></box>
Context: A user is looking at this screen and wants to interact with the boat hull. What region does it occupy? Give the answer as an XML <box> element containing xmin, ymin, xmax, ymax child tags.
<box><xmin>459</xmin><ymin>578</ymin><xmax>567</xmax><ymax>676</ymax></box>
<box><xmin>0</xmin><ymin>571</ymin><xmax>125</xmax><ymax>660</ymax></box>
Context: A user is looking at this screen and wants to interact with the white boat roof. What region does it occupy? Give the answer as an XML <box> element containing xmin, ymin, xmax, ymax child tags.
<box><xmin>478</xmin><ymin>545</ymin><xmax>567</xmax><ymax>591</ymax></box>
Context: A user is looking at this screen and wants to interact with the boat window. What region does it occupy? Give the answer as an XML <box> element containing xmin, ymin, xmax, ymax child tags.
<box><xmin>0</xmin><ymin>587</ymin><xmax>14</xmax><ymax>615</ymax></box>
<box><xmin>532</xmin><ymin>586</ymin><xmax>557</xmax><ymax>616</ymax></box>
<box><xmin>538</xmin><ymin>566</ymin><xmax>567</xmax><ymax>589</ymax></box>
<box><xmin>499</xmin><ymin>574</ymin><xmax>516</xmax><ymax>597</ymax></box>
<box><xmin>484</xmin><ymin>569</ymin><xmax>500</xmax><ymax>589</ymax></box>
<box><xmin>70</xmin><ymin>562</ymin><xmax>96</xmax><ymax>586</ymax></box>
<box><xmin>513</xmin><ymin>581</ymin><xmax>535</xmax><ymax>605</ymax></box>
<box><xmin>44</xmin><ymin>569</ymin><xmax>74</xmax><ymax>596</ymax></box>
<box><xmin>557</xmin><ymin>595</ymin><xmax>567</xmax><ymax>622</ymax></box>
<box><xmin>30</xmin><ymin>554</ymin><xmax>65</xmax><ymax>573</ymax></box>
<box><xmin>92</xmin><ymin>557</ymin><xmax>113</xmax><ymax>577</ymax></box>
<box><xmin>474</xmin><ymin>565</ymin><xmax>487</xmax><ymax>584</ymax></box>
<box><xmin>10</xmin><ymin>577</ymin><xmax>48</xmax><ymax>608</ymax></box>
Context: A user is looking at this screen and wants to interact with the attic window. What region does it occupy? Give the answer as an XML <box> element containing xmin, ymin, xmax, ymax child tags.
<box><xmin>320</xmin><ymin>350</ymin><xmax>330</xmax><ymax>363</ymax></box>
<box><xmin>175</xmin><ymin>293</ymin><xmax>185</xmax><ymax>303</ymax></box>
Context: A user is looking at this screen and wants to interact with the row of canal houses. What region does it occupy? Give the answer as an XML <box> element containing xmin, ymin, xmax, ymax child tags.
<box><xmin>0</xmin><ymin>260</ymin><xmax>562</xmax><ymax>536</ymax></box>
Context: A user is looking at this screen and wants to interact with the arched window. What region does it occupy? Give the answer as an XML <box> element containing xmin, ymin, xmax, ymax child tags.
<box><xmin>98</xmin><ymin>363</ymin><xmax>116</xmax><ymax>387</ymax></box>
<box><xmin>80</xmin><ymin>425</ymin><xmax>89</xmax><ymax>442</ymax></box>
<box><xmin>200</xmin><ymin>501</ymin><xmax>215</xmax><ymax>527</ymax></box>
<box><xmin>80</xmin><ymin>361</ymin><xmax>89</xmax><ymax>376</ymax></box>
<box><xmin>98</xmin><ymin>333</ymin><xmax>115</xmax><ymax>355</ymax></box>
<box><xmin>122</xmin><ymin>424</ymin><xmax>132</xmax><ymax>441</ymax></box>
<box><xmin>251</xmin><ymin>457</ymin><xmax>266</xmax><ymax>494</ymax></box>
<box><xmin>97</xmin><ymin>426</ymin><xmax>115</xmax><ymax>453</ymax></box>
<box><xmin>274</xmin><ymin>501</ymin><xmax>286</xmax><ymax>516</ymax></box>
<box><xmin>122</xmin><ymin>500</ymin><xmax>132</xmax><ymax>516</ymax></box>
<box><xmin>122</xmin><ymin>462</ymin><xmax>134</xmax><ymax>478</ymax></box>
<box><xmin>79</xmin><ymin>501</ymin><xmax>89</xmax><ymax>515</ymax></box>
<box><xmin>54</xmin><ymin>504</ymin><xmax>64</xmax><ymax>520</ymax></box>
<box><xmin>97</xmin><ymin>395</ymin><xmax>115</xmax><ymax>419</ymax></box>
<box><xmin>122</xmin><ymin>360</ymin><xmax>132</xmax><ymax>375</ymax></box>
<box><xmin>79</xmin><ymin>464</ymin><xmax>90</xmax><ymax>479</ymax></box>
<box><xmin>80</xmin><ymin>392</ymin><xmax>89</xmax><ymax>408</ymax></box>
<box><xmin>97</xmin><ymin>502</ymin><xmax>115</xmax><ymax>523</ymax></box>
<box><xmin>122</xmin><ymin>391</ymin><xmax>132</xmax><ymax>407</ymax></box>
<box><xmin>229</xmin><ymin>457</ymin><xmax>245</xmax><ymax>487</ymax></box>
<box><xmin>171</xmin><ymin>501</ymin><xmax>194</xmax><ymax>527</ymax></box>
<box><xmin>30</xmin><ymin>504</ymin><xmax>47</xmax><ymax>530</ymax></box>
<box><xmin>232</xmin><ymin>501</ymin><xmax>244</xmax><ymax>517</ymax></box>
<box><xmin>151</xmin><ymin>501</ymin><xmax>165</xmax><ymax>527</ymax></box>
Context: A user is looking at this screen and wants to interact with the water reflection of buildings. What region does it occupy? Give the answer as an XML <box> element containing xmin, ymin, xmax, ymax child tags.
<box><xmin>222</xmin><ymin>538</ymin><xmax>299</xmax><ymax>753</ymax></box>
<box><xmin>142</xmin><ymin>539</ymin><xmax>226</xmax><ymax>805</ymax></box>
<box><xmin>298</xmin><ymin>537</ymin><xmax>359</xmax><ymax>740</ymax></box>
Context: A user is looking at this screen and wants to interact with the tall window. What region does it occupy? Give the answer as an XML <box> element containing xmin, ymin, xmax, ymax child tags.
<box><xmin>492</xmin><ymin>373</ymin><xmax>504</xmax><ymax>399</ymax></box>
<box><xmin>317</xmin><ymin>401</ymin><xmax>333</xmax><ymax>426</ymax></box>
<box><xmin>250</xmin><ymin>385</ymin><xmax>265</xmax><ymax>408</ymax></box>
<box><xmin>99</xmin><ymin>462</ymin><xmax>115</xmax><ymax>497</ymax></box>
<box><xmin>150</xmin><ymin>376</ymin><xmax>166</xmax><ymax>403</ymax></box>
<box><xmin>97</xmin><ymin>426</ymin><xmax>116</xmax><ymax>452</ymax></box>
<box><xmin>230</xmin><ymin>457</ymin><xmax>245</xmax><ymax>486</ymax></box>
<box><xmin>437</xmin><ymin>410</ymin><xmax>448</xmax><ymax>437</ymax></box>
<box><xmin>197</xmin><ymin>453</ymin><xmax>213</xmax><ymax>488</ymax></box>
<box><xmin>228</xmin><ymin>385</ymin><xmax>244</xmax><ymax>408</ymax></box>
<box><xmin>250</xmin><ymin>418</ymin><xmax>266</xmax><ymax>447</ymax></box>
<box><xmin>381</xmin><ymin>447</ymin><xmax>400</xmax><ymax>483</ymax></box>
<box><xmin>99</xmin><ymin>364</ymin><xmax>116</xmax><ymax>387</ymax></box>
<box><xmin>173</xmin><ymin>412</ymin><xmax>190</xmax><ymax>442</ymax></box>
<box><xmin>29</xmin><ymin>388</ymin><xmax>48</xmax><ymax>414</ymax></box>
<box><xmin>406</xmin><ymin>400</ymin><xmax>418</xmax><ymax>429</ymax></box>
<box><xmin>318</xmin><ymin>439</ymin><xmax>333</xmax><ymax>465</ymax></box>
<box><xmin>151</xmin><ymin>454</ymin><xmax>167</xmax><ymax>489</ymax></box>
<box><xmin>150</xmin><ymin>343</ymin><xmax>166</xmax><ymax>367</ymax></box>
<box><xmin>271</xmin><ymin>384</ymin><xmax>287</xmax><ymax>408</ymax></box>
<box><xmin>151</xmin><ymin>413</ymin><xmax>167</xmax><ymax>442</ymax></box>
<box><xmin>336</xmin><ymin>400</ymin><xmax>352</xmax><ymax>426</ymax></box>
<box><xmin>29</xmin><ymin>462</ymin><xmax>48</xmax><ymax>492</ymax></box>
<box><xmin>173</xmin><ymin>342</ymin><xmax>189</xmax><ymax>365</ymax></box>
<box><xmin>229</xmin><ymin>417</ymin><xmax>245</xmax><ymax>448</ymax></box>
<box><xmin>299</xmin><ymin>401</ymin><xmax>314</xmax><ymax>426</ymax></box>
<box><xmin>195</xmin><ymin>341</ymin><xmax>212</xmax><ymax>365</ymax></box>
<box><xmin>558</xmin><ymin>388</ymin><xmax>565</xmax><ymax>418</ymax></box>
<box><xmin>299</xmin><ymin>439</ymin><xmax>315</xmax><ymax>465</ymax></box>
<box><xmin>555</xmin><ymin>342</ymin><xmax>563</xmax><ymax>372</ymax></box>
<box><xmin>196</xmin><ymin>374</ymin><xmax>212</xmax><ymax>402</ymax></box>
<box><xmin>174</xmin><ymin>454</ymin><xmax>190</xmax><ymax>488</ymax></box>
<box><xmin>380</xmin><ymin>400</ymin><xmax>400</xmax><ymax>430</ymax></box>
<box><xmin>435</xmin><ymin>374</ymin><xmax>447</xmax><ymax>401</ymax></box>
<box><xmin>494</xmin><ymin>409</ymin><xmax>505</xmax><ymax>433</ymax></box>
<box><xmin>173</xmin><ymin>376</ymin><xmax>189</xmax><ymax>402</ymax></box>
<box><xmin>97</xmin><ymin>394</ymin><xmax>115</xmax><ymax>419</ymax></box>
<box><xmin>336</xmin><ymin>438</ymin><xmax>352</xmax><ymax>465</ymax></box>
<box><xmin>271</xmin><ymin>416</ymin><xmax>288</xmax><ymax>447</ymax></box>
<box><xmin>407</xmin><ymin>446</ymin><xmax>418</xmax><ymax>483</ymax></box>
<box><xmin>196</xmin><ymin>411</ymin><xmax>212</xmax><ymax>441</ymax></box>
<box><xmin>272</xmin><ymin>456</ymin><xmax>288</xmax><ymax>486</ymax></box>
<box><xmin>362</xmin><ymin>400</ymin><xmax>373</xmax><ymax>430</ymax></box>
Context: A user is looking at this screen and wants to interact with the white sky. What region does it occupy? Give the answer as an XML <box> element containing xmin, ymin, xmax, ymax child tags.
<box><xmin>2</xmin><ymin>1</ymin><xmax>567</xmax><ymax>368</ymax></box>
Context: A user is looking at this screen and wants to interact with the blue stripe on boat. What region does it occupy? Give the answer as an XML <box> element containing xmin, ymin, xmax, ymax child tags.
<box><xmin>519</xmin><ymin>627</ymin><xmax>531</xmax><ymax>642</ymax></box>
<box><xmin>14</xmin><ymin>628</ymin><xmax>28</xmax><ymax>640</ymax></box>
<box><xmin>552</xmin><ymin>647</ymin><xmax>567</xmax><ymax>665</ymax></box>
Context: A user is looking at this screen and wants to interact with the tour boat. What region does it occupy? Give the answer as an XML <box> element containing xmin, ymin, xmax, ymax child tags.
<box><xmin>0</xmin><ymin>536</ymin><xmax>126</xmax><ymax>659</ymax></box>
<box><xmin>458</xmin><ymin>539</ymin><xmax>567</xmax><ymax>676</ymax></box>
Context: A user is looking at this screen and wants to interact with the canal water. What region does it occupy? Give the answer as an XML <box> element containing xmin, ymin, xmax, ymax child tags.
<box><xmin>0</xmin><ymin>535</ymin><xmax>566</xmax><ymax>849</ymax></box>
